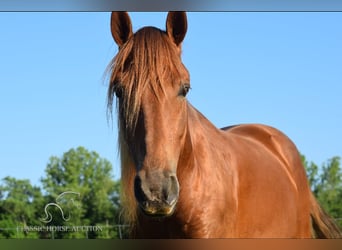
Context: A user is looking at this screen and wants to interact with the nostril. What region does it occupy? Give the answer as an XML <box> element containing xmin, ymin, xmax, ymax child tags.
<box><xmin>164</xmin><ymin>175</ymin><xmax>179</xmax><ymax>205</ymax></box>
<box><xmin>165</xmin><ymin>192</ymin><xmax>178</xmax><ymax>206</ymax></box>
<box><xmin>134</xmin><ymin>176</ymin><xmax>147</xmax><ymax>203</ymax></box>
<box><xmin>163</xmin><ymin>192</ymin><xmax>177</xmax><ymax>206</ymax></box>
<box><xmin>170</xmin><ymin>175</ymin><xmax>179</xmax><ymax>193</ymax></box>
<box><xmin>134</xmin><ymin>175</ymin><xmax>141</xmax><ymax>190</ymax></box>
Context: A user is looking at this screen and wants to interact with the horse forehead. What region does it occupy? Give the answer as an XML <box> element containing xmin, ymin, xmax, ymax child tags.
<box><xmin>134</xmin><ymin>26</ymin><xmax>164</xmax><ymax>35</ymax></box>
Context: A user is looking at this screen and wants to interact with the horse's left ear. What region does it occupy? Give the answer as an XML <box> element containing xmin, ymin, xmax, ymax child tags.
<box><xmin>166</xmin><ymin>12</ymin><xmax>187</xmax><ymax>46</ymax></box>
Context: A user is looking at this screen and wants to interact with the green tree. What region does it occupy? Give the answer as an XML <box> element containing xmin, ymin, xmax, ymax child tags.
<box><xmin>301</xmin><ymin>154</ymin><xmax>320</xmax><ymax>195</ymax></box>
<box><xmin>302</xmin><ymin>155</ymin><xmax>342</xmax><ymax>228</ymax></box>
<box><xmin>0</xmin><ymin>177</ymin><xmax>44</xmax><ymax>238</ymax></box>
<box><xmin>316</xmin><ymin>157</ymin><xmax>342</xmax><ymax>224</ymax></box>
<box><xmin>40</xmin><ymin>146</ymin><xmax>121</xmax><ymax>239</ymax></box>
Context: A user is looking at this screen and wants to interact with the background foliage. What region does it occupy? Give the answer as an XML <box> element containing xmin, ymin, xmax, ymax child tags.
<box><xmin>0</xmin><ymin>146</ymin><xmax>341</xmax><ymax>238</ymax></box>
<box><xmin>0</xmin><ymin>147</ymin><xmax>123</xmax><ymax>239</ymax></box>
<box><xmin>302</xmin><ymin>155</ymin><xmax>342</xmax><ymax>228</ymax></box>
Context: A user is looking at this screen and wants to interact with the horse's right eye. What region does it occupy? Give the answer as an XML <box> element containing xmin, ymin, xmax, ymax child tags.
<box><xmin>114</xmin><ymin>85</ymin><xmax>123</xmax><ymax>98</ymax></box>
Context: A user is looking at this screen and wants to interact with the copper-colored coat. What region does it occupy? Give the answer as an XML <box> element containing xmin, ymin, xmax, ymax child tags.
<box><xmin>107</xmin><ymin>12</ymin><xmax>341</xmax><ymax>238</ymax></box>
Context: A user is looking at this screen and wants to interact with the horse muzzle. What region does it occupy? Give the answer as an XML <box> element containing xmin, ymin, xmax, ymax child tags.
<box><xmin>134</xmin><ymin>170</ymin><xmax>179</xmax><ymax>217</ymax></box>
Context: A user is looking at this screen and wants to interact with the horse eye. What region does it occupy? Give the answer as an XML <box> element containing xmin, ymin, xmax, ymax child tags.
<box><xmin>180</xmin><ymin>84</ymin><xmax>191</xmax><ymax>97</ymax></box>
<box><xmin>114</xmin><ymin>85</ymin><xmax>123</xmax><ymax>98</ymax></box>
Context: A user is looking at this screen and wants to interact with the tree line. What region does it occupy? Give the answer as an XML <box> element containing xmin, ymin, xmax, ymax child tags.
<box><xmin>0</xmin><ymin>147</ymin><xmax>122</xmax><ymax>239</ymax></box>
<box><xmin>0</xmin><ymin>146</ymin><xmax>341</xmax><ymax>238</ymax></box>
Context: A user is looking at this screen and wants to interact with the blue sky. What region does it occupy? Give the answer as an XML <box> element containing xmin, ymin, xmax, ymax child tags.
<box><xmin>0</xmin><ymin>12</ymin><xmax>341</xmax><ymax>186</ymax></box>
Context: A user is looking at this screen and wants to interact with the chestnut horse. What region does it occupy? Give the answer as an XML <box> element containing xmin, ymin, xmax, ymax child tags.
<box><xmin>107</xmin><ymin>12</ymin><xmax>341</xmax><ymax>238</ymax></box>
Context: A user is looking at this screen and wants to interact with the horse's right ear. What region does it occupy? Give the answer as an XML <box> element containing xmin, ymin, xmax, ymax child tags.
<box><xmin>110</xmin><ymin>12</ymin><xmax>133</xmax><ymax>47</ymax></box>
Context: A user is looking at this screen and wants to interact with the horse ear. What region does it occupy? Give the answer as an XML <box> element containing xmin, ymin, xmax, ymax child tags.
<box><xmin>110</xmin><ymin>12</ymin><xmax>133</xmax><ymax>47</ymax></box>
<box><xmin>166</xmin><ymin>12</ymin><xmax>187</xmax><ymax>46</ymax></box>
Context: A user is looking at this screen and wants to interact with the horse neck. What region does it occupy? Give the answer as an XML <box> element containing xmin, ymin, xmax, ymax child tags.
<box><xmin>179</xmin><ymin>103</ymin><xmax>223</xmax><ymax>173</ymax></box>
<box><xmin>187</xmin><ymin>103</ymin><xmax>222</xmax><ymax>146</ymax></box>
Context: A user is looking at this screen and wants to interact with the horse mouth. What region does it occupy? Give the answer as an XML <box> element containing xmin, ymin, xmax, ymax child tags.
<box><xmin>139</xmin><ymin>200</ymin><xmax>177</xmax><ymax>218</ymax></box>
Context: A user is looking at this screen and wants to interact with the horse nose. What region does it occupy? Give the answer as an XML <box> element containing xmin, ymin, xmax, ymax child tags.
<box><xmin>164</xmin><ymin>175</ymin><xmax>179</xmax><ymax>205</ymax></box>
<box><xmin>134</xmin><ymin>171</ymin><xmax>179</xmax><ymax>216</ymax></box>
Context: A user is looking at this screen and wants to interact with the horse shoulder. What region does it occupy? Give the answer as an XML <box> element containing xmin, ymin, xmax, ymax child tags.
<box><xmin>220</xmin><ymin>123</ymin><xmax>312</xmax><ymax>237</ymax></box>
<box><xmin>221</xmin><ymin>123</ymin><xmax>309</xmax><ymax>193</ymax></box>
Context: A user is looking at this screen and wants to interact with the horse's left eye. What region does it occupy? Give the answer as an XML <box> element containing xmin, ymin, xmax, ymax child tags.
<box><xmin>114</xmin><ymin>84</ymin><xmax>123</xmax><ymax>98</ymax></box>
<box><xmin>180</xmin><ymin>84</ymin><xmax>191</xmax><ymax>97</ymax></box>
